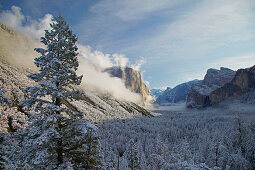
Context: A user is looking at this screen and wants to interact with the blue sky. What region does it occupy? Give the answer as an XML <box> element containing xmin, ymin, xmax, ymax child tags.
<box><xmin>1</xmin><ymin>0</ymin><xmax>255</xmax><ymax>89</ymax></box>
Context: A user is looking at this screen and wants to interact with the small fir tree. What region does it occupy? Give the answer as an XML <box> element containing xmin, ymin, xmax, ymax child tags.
<box><xmin>151</xmin><ymin>136</ymin><xmax>169</xmax><ymax>170</ymax></box>
<box><xmin>124</xmin><ymin>139</ymin><xmax>147</xmax><ymax>170</ymax></box>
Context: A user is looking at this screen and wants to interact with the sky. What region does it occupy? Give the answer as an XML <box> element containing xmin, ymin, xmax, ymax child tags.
<box><xmin>0</xmin><ymin>0</ymin><xmax>255</xmax><ymax>89</ymax></box>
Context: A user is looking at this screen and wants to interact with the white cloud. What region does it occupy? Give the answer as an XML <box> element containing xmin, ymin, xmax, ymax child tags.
<box><xmin>131</xmin><ymin>57</ymin><xmax>146</xmax><ymax>71</ymax></box>
<box><xmin>77</xmin><ymin>45</ymin><xmax>142</xmax><ymax>102</ymax></box>
<box><xmin>90</xmin><ymin>0</ymin><xmax>186</xmax><ymax>21</ymax></box>
<box><xmin>78</xmin><ymin>45</ymin><xmax>113</xmax><ymax>69</ymax></box>
<box><xmin>0</xmin><ymin>6</ymin><xmax>24</xmax><ymax>28</ymax></box>
<box><xmin>210</xmin><ymin>53</ymin><xmax>255</xmax><ymax>70</ymax></box>
<box><xmin>112</xmin><ymin>54</ymin><xmax>129</xmax><ymax>67</ymax></box>
<box><xmin>0</xmin><ymin>5</ymin><xmax>146</xmax><ymax>103</ymax></box>
<box><xmin>77</xmin><ymin>49</ymin><xmax>142</xmax><ymax>103</ymax></box>
<box><xmin>78</xmin><ymin>44</ymin><xmax>146</xmax><ymax>70</ymax></box>
<box><xmin>0</xmin><ymin>5</ymin><xmax>53</xmax><ymax>38</ymax></box>
<box><xmin>148</xmin><ymin>0</ymin><xmax>255</xmax><ymax>57</ymax></box>
<box><xmin>77</xmin><ymin>45</ymin><xmax>148</xmax><ymax>103</ymax></box>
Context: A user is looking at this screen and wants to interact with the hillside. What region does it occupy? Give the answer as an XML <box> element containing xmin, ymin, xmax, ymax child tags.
<box><xmin>0</xmin><ymin>23</ymin><xmax>151</xmax><ymax>133</ymax></box>
<box><xmin>0</xmin><ymin>57</ymin><xmax>151</xmax><ymax>132</ymax></box>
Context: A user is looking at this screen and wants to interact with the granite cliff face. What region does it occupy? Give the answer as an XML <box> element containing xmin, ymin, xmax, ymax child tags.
<box><xmin>156</xmin><ymin>80</ymin><xmax>200</xmax><ymax>105</ymax></box>
<box><xmin>209</xmin><ymin>66</ymin><xmax>255</xmax><ymax>105</ymax></box>
<box><xmin>187</xmin><ymin>67</ymin><xmax>235</xmax><ymax>108</ymax></box>
<box><xmin>104</xmin><ymin>66</ymin><xmax>150</xmax><ymax>104</ymax></box>
<box><xmin>186</xmin><ymin>66</ymin><xmax>255</xmax><ymax>108</ymax></box>
<box><xmin>0</xmin><ymin>23</ymin><xmax>152</xmax><ymax>132</ymax></box>
<box><xmin>203</xmin><ymin>67</ymin><xmax>236</xmax><ymax>87</ymax></box>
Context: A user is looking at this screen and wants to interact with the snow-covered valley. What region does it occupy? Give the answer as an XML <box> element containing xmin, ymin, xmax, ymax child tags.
<box><xmin>99</xmin><ymin>103</ymin><xmax>255</xmax><ymax>169</ymax></box>
<box><xmin>0</xmin><ymin>9</ymin><xmax>255</xmax><ymax>169</ymax></box>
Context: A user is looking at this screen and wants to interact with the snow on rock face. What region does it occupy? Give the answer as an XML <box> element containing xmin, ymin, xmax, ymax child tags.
<box><xmin>208</xmin><ymin>65</ymin><xmax>255</xmax><ymax>105</ymax></box>
<box><xmin>187</xmin><ymin>67</ymin><xmax>235</xmax><ymax>108</ymax></box>
<box><xmin>203</xmin><ymin>67</ymin><xmax>236</xmax><ymax>88</ymax></box>
<box><xmin>187</xmin><ymin>66</ymin><xmax>255</xmax><ymax>108</ymax></box>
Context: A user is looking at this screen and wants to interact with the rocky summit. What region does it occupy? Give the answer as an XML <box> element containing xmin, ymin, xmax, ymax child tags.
<box><xmin>104</xmin><ymin>66</ymin><xmax>150</xmax><ymax>104</ymax></box>
<box><xmin>187</xmin><ymin>66</ymin><xmax>255</xmax><ymax>108</ymax></box>
<box><xmin>209</xmin><ymin>65</ymin><xmax>255</xmax><ymax>105</ymax></box>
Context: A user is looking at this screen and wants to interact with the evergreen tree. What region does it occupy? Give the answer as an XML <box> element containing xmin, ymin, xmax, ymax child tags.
<box><xmin>63</xmin><ymin>119</ymin><xmax>104</xmax><ymax>169</ymax></box>
<box><xmin>124</xmin><ymin>139</ymin><xmax>147</xmax><ymax>170</ymax></box>
<box><xmin>16</xmin><ymin>15</ymin><xmax>102</xmax><ymax>168</ymax></box>
<box><xmin>0</xmin><ymin>135</ymin><xmax>6</xmax><ymax>169</ymax></box>
<box><xmin>151</xmin><ymin>136</ymin><xmax>169</xmax><ymax>170</ymax></box>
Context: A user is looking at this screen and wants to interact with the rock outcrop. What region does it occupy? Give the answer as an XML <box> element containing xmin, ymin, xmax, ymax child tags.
<box><xmin>209</xmin><ymin>66</ymin><xmax>255</xmax><ymax>105</ymax></box>
<box><xmin>156</xmin><ymin>80</ymin><xmax>200</xmax><ymax>105</ymax></box>
<box><xmin>186</xmin><ymin>66</ymin><xmax>255</xmax><ymax>108</ymax></box>
<box><xmin>104</xmin><ymin>66</ymin><xmax>150</xmax><ymax>104</ymax></box>
<box><xmin>203</xmin><ymin>67</ymin><xmax>236</xmax><ymax>87</ymax></box>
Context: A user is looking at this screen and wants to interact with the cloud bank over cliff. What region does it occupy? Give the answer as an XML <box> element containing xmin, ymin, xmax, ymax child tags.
<box><xmin>0</xmin><ymin>6</ymin><xmax>147</xmax><ymax>103</ymax></box>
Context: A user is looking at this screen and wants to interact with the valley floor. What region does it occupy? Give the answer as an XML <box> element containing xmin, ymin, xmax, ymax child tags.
<box><xmin>99</xmin><ymin>103</ymin><xmax>255</xmax><ymax>169</ymax></box>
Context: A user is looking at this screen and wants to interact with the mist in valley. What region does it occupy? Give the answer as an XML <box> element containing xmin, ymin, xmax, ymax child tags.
<box><xmin>0</xmin><ymin>2</ymin><xmax>255</xmax><ymax>169</ymax></box>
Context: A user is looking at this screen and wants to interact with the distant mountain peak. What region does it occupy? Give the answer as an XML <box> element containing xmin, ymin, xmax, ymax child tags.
<box><xmin>156</xmin><ymin>79</ymin><xmax>201</xmax><ymax>105</ymax></box>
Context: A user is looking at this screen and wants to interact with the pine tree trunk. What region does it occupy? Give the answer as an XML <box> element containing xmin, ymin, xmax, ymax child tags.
<box><xmin>55</xmin><ymin>92</ymin><xmax>63</xmax><ymax>165</ymax></box>
<box><xmin>86</xmin><ymin>135</ymin><xmax>92</xmax><ymax>169</ymax></box>
<box><xmin>215</xmin><ymin>145</ymin><xmax>218</xmax><ymax>167</ymax></box>
<box><xmin>117</xmin><ymin>155</ymin><xmax>120</xmax><ymax>170</ymax></box>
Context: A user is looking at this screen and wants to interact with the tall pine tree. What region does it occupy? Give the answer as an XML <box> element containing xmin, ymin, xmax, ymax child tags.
<box><xmin>17</xmin><ymin>15</ymin><xmax>103</xmax><ymax>169</ymax></box>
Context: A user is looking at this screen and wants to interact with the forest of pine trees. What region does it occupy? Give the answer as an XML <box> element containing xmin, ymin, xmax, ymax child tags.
<box><xmin>1</xmin><ymin>14</ymin><xmax>255</xmax><ymax>170</ymax></box>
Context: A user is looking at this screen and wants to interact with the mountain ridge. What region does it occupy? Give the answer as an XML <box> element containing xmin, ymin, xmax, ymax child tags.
<box><xmin>156</xmin><ymin>79</ymin><xmax>200</xmax><ymax>105</ymax></box>
<box><xmin>186</xmin><ymin>66</ymin><xmax>255</xmax><ymax>108</ymax></box>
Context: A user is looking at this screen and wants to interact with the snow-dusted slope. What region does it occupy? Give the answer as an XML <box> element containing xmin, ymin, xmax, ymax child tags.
<box><xmin>0</xmin><ymin>23</ymin><xmax>151</xmax><ymax>132</ymax></box>
<box><xmin>0</xmin><ymin>58</ymin><xmax>151</xmax><ymax>132</ymax></box>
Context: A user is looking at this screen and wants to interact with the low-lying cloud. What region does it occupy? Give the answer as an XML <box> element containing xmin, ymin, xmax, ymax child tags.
<box><xmin>0</xmin><ymin>6</ymin><xmax>53</xmax><ymax>38</ymax></box>
<box><xmin>0</xmin><ymin>6</ymin><xmax>147</xmax><ymax>103</ymax></box>
<box><xmin>77</xmin><ymin>55</ymin><xmax>141</xmax><ymax>102</ymax></box>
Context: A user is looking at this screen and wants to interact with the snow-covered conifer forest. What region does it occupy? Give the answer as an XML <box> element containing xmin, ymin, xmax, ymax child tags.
<box><xmin>0</xmin><ymin>14</ymin><xmax>255</xmax><ymax>170</ymax></box>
